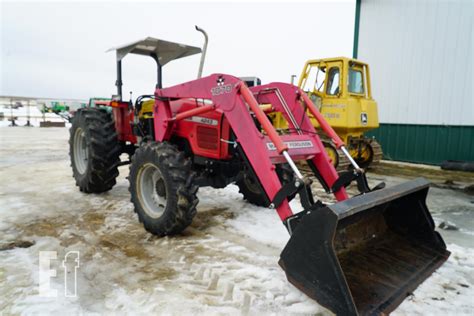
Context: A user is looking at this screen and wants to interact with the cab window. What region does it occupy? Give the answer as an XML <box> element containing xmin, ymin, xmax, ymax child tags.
<box><xmin>303</xmin><ymin>65</ymin><xmax>326</xmax><ymax>93</ymax></box>
<box><xmin>348</xmin><ymin>68</ymin><xmax>364</xmax><ymax>94</ymax></box>
<box><xmin>326</xmin><ymin>67</ymin><xmax>340</xmax><ymax>95</ymax></box>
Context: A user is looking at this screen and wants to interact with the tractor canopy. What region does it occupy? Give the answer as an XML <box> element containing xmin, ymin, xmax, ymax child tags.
<box><xmin>106</xmin><ymin>36</ymin><xmax>203</xmax><ymax>98</ymax></box>
<box><xmin>107</xmin><ymin>37</ymin><xmax>201</xmax><ymax>65</ymax></box>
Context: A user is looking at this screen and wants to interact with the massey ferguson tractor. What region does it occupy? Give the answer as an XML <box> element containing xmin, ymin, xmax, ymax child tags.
<box><xmin>69</xmin><ymin>27</ymin><xmax>449</xmax><ymax>315</ymax></box>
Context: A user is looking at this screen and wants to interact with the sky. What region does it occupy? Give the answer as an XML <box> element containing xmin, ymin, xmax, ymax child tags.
<box><xmin>0</xmin><ymin>0</ymin><xmax>355</xmax><ymax>100</ymax></box>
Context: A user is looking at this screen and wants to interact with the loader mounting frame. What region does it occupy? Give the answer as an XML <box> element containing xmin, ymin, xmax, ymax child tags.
<box><xmin>154</xmin><ymin>74</ymin><xmax>349</xmax><ymax>221</ymax></box>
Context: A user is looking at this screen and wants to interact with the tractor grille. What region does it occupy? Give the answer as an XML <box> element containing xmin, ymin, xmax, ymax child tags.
<box><xmin>197</xmin><ymin>126</ymin><xmax>218</xmax><ymax>150</ymax></box>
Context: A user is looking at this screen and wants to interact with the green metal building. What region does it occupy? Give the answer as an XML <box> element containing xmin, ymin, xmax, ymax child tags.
<box><xmin>353</xmin><ymin>0</ymin><xmax>473</xmax><ymax>165</ymax></box>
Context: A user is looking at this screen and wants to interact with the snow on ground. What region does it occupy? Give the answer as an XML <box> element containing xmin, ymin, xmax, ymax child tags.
<box><xmin>0</xmin><ymin>127</ymin><xmax>473</xmax><ymax>315</ymax></box>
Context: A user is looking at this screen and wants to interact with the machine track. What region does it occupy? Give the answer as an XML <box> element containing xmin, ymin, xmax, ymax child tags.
<box><xmin>299</xmin><ymin>138</ymin><xmax>383</xmax><ymax>178</ymax></box>
<box><xmin>320</xmin><ymin>135</ymin><xmax>383</xmax><ymax>171</ymax></box>
<box><xmin>317</xmin><ymin>134</ymin><xmax>351</xmax><ymax>171</ymax></box>
<box><xmin>323</xmin><ymin>141</ymin><xmax>351</xmax><ymax>171</ymax></box>
<box><xmin>368</xmin><ymin>139</ymin><xmax>383</xmax><ymax>168</ymax></box>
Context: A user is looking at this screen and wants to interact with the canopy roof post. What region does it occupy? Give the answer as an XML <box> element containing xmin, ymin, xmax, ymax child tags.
<box><xmin>150</xmin><ymin>53</ymin><xmax>162</xmax><ymax>89</ymax></box>
<box><xmin>116</xmin><ymin>60</ymin><xmax>123</xmax><ymax>100</ymax></box>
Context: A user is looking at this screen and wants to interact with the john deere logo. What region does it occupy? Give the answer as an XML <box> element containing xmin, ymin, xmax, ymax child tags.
<box><xmin>361</xmin><ymin>113</ymin><xmax>368</xmax><ymax>125</ymax></box>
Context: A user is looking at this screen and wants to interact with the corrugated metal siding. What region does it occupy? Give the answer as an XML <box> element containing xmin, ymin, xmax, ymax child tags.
<box><xmin>367</xmin><ymin>124</ymin><xmax>474</xmax><ymax>164</ymax></box>
<box><xmin>358</xmin><ymin>0</ymin><xmax>473</xmax><ymax>126</ymax></box>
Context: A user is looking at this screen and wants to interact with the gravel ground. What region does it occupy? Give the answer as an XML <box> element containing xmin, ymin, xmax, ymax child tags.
<box><xmin>1</xmin><ymin>127</ymin><xmax>473</xmax><ymax>315</ymax></box>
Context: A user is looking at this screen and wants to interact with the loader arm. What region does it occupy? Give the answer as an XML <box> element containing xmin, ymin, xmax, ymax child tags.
<box><xmin>154</xmin><ymin>74</ymin><xmax>348</xmax><ymax>221</ymax></box>
<box><xmin>154</xmin><ymin>74</ymin><xmax>449</xmax><ymax>316</ymax></box>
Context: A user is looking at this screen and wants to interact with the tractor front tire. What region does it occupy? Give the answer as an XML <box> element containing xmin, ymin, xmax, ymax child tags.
<box><xmin>237</xmin><ymin>164</ymin><xmax>296</xmax><ymax>207</ymax></box>
<box><xmin>236</xmin><ymin>172</ymin><xmax>269</xmax><ymax>207</ymax></box>
<box><xmin>69</xmin><ymin>107</ymin><xmax>121</xmax><ymax>193</ymax></box>
<box><xmin>129</xmin><ymin>142</ymin><xmax>199</xmax><ymax>236</ymax></box>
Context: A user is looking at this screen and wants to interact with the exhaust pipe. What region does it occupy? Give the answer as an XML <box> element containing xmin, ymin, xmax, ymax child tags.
<box><xmin>195</xmin><ymin>25</ymin><xmax>208</xmax><ymax>79</ymax></box>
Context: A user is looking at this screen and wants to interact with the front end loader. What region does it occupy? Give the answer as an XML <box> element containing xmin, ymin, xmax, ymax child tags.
<box><xmin>69</xmin><ymin>27</ymin><xmax>449</xmax><ymax>315</ymax></box>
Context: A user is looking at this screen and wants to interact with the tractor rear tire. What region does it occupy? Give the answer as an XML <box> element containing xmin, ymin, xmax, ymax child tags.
<box><xmin>129</xmin><ymin>142</ymin><xmax>199</xmax><ymax>236</ymax></box>
<box><xmin>69</xmin><ymin>107</ymin><xmax>121</xmax><ymax>193</ymax></box>
<box><xmin>237</xmin><ymin>164</ymin><xmax>296</xmax><ymax>207</ymax></box>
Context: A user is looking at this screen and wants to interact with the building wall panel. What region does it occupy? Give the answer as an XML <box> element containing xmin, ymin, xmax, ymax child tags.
<box><xmin>358</xmin><ymin>0</ymin><xmax>473</xmax><ymax>126</ymax></box>
<box><xmin>367</xmin><ymin>124</ymin><xmax>474</xmax><ymax>164</ymax></box>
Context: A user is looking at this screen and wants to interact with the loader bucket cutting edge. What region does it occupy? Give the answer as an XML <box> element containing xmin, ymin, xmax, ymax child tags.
<box><xmin>279</xmin><ymin>178</ymin><xmax>450</xmax><ymax>316</ymax></box>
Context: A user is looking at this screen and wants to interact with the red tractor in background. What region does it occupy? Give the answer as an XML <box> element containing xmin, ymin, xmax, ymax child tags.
<box><xmin>69</xmin><ymin>27</ymin><xmax>449</xmax><ymax>315</ymax></box>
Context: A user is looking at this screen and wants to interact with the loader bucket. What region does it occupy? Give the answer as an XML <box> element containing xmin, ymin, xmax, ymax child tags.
<box><xmin>279</xmin><ymin>178</ymin><xmax>450</xmax><ymax>315</ymax></box>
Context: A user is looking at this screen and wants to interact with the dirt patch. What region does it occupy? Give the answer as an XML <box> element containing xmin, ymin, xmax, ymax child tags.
<box><xmin>98</xmin><ymin>231</ymin><xmax>151</xmax><ymax>260</ymax></box>
<box><xmin>191</xmin><ymin>207</ymin><xmax>234</xmax><ymax>231</ymax></box>
<box><xmin>16</xmin><ymin>210</ymin><xmax>106</xmax><ymax>240</ymax></box>
<box><xmin>19</xmin><ymin>217</ymin><xmax>66</xmax><ymax>238</ymax></box>
<box><xmin>371</xmin><ymin>162</ymin><xmax>474</xmax><ymax>187</ymax></box>
<box><xmin>464</xmin><ymin>184</ymin><xmax>474</xmax><ymax>195</ymax></box>
<box><xmin>80</xmin><ymin>211</ymin><xmax>106</xmax><ymax>231</ymax></box>
<box><xmin>0</xmin><ymin>240</ymin><xmax>35</xmax><ymax>251</ymax></box>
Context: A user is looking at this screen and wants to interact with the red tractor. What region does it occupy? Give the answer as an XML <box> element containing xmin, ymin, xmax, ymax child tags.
<box><xmin>70</xmin><ymin>27</ymin><xmax>449</xmax><ymax>315</ymax></box>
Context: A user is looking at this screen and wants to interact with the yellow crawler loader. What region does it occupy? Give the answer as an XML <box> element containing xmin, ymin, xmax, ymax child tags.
<box><xmin>271</xmin><ymin>57</ymin><xmax>382</xmax><ymax>170</ymax></box>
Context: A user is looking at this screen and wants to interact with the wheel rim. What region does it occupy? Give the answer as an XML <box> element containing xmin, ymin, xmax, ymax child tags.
<box><xmin>73</xmin><ymin>128</ymin><xmax>89</xmax><ymax>174</ymax></box>
<box><xmin>355</xmin><ymin>143</ymin><xmax>374</xmax><ymax>167</ymax></box>
<box><xmin>137</xmin><ymin>163</ymin><xmax>167</xmax><ymax>218</ymax></box>
<box><xmin>324</xmin><ymin>146</ymin><xmax>338</xmax><ymax>167</ymax></box>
